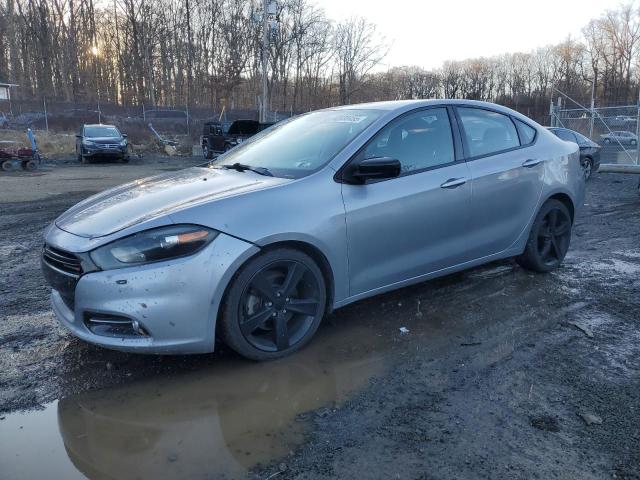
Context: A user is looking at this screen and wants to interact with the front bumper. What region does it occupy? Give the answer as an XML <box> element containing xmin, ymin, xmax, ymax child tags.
<box><xmin>45</xmin><ymin>229</ymin><xmax>259</xmax><ymax>354</ymax></box>
<box><xmin>82</xmin><ymin>145</ymin><xmax>127</xmax><ymax>157</ymax></box>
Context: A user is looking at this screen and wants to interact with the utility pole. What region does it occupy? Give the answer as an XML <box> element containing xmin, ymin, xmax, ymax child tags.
<box><xmin>260</xmin><ymin>0</ymin><xmax>269</xmax><ymax>124</ymax></box>
<box><xmin>589</xmin><ymin>80</ymin><xmax>595</xmax><ymax>139</ymax></box>
<box><xmin>91</xmin><ymin>46</ymin><xmax>101</xmax><ymax>123</ymax></box>
<box><xmin>43</xmin><ymin>96</ymin><xmax>48</xmax><ymax>133</ymax></box>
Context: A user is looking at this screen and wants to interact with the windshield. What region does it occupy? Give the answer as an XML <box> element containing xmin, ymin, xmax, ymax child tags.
<box><xmin>85</xmin><ymin>126</ymin><xmax>121</xmax><ymax>138</ymax></box>
<box><xmin>213</xmin><ymin>109</ymin><xmax>382</xmax><ymax>178</ymax></box>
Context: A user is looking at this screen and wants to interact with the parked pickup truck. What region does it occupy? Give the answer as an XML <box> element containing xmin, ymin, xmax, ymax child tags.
<box><xmin>201</xmin><ymin>119</ymin><xmax>273</xmax><ymax>159</ymax></box>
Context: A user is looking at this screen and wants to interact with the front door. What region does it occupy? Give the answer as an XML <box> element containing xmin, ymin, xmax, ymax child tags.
<box><xmin>341</xmin><ymin>107</ymin><xmax>473</xmax><ymax>297</ymax></box>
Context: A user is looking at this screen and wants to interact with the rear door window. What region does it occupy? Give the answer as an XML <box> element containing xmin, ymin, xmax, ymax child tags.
<box><xmin>457</xmin><ymin>107</ymin><xmax>519</xmax><ymax>157</ymax></box>
<box><xmin>514</xmin><ymin>119</ymin><xmax>536</xmax><ymax>145</ymax></box>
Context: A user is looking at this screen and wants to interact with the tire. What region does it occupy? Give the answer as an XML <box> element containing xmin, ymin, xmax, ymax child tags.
<box><xmin>517</xmin><ymin>199</ymin><xmax>572</xmax><ymax>273</ymax></box>
<box><xmin>631</xmin><ymin>139</ymin><xmax>637</xmax><ymax>146</ymax></box>
<box><xmin>220</xmin><ymin>248</ymin><xmax>327</xmax><ymax>361</ymax></box>
<box><xmin>21</xmin><ymin>160</ymin><xmax>37</xmax><ymax>171</ymax></box>
<box><xmin>81</xmin><ymin>154</ymin><xmax>89</xmax><ymax>164</ymax></box>
<box><xmin>203</xmin><ymin>145</ymin><xmax>213</xmax><ymax>159</ymax></box>
<box><xmin>581</xmin><ymin>157</ymin><xmax>593</xmax><ymax>180</ymax></box>
<box><xmin>121</xmin><ymin>155</ymin><xmax>130</xmax><ymax>163</ymax></box>
<box><xmin>224</xmin><ymin>143</ymin><xmax>233</xmax><ymax>152</ymax></box>
<box><xmin>2</xmin><ymin>160</ymin><xmax>12</xmax><ymax>171</ymax></box>
<box><xmin>603</xmin><ymin>138</ymin><xmax>611</xmax><ymax>144</ymax></box>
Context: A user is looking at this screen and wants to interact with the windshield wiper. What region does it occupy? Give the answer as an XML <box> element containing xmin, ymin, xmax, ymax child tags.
<box><xmin>220</xmin><ymin>163</ymin><xmax>273</xmax><ymax>177</ymax></box>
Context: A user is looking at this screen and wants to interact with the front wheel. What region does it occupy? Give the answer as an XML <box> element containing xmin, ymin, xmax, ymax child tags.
<box><xmin>220</xmin><ymin>248</ymin><xmax>327</xmax><ymax>361</ymax></box>
<box><xmin>517</xmin><ymin>199</ymin><xmax>572</xmax><ymax>273</ymax></box>
<box><xmin>631</xmin><ymin>139</ymin><xmax>637</xmax><ymax>146</ymax></box>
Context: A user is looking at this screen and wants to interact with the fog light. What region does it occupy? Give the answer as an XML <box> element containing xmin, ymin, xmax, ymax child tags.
<box><xmin>84</xmin><ymin>313</ymin><xmax>149</xmax><ymax>338</ymax></box>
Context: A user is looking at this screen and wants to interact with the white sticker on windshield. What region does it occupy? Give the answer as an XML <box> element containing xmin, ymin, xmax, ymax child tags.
<box><xmin>334</xmin><ymin>115</ymin><xmax>368</xmax><ymax>123</ymax></box>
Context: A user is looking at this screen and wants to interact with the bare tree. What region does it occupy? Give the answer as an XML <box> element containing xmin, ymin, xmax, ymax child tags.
<box><xmin>334</xmin><ymin>16</ymin><xmax>387</xmax><ymax>104</ymax></box>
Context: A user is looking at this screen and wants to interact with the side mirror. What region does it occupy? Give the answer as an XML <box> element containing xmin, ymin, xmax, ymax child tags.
<box><xmin>75</xmin><ymin>134</ymin><xmax>82</xmax><ymax>138</ymax></box>
<box><xmin>345</xmin><ymin>157</ymin><xmax>401</xmax><ymax>184</ymax></box>
<box><xmin>122</xmin><ymin>134</ymin><xmax>128</xmax><ymax>138</ymax></box>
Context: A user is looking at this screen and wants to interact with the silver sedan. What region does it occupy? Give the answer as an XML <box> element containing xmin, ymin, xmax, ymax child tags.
<box><xmin>42</xmin><ymin>100</ymin><xmax>584</xmax><ymax>360</ymax></box>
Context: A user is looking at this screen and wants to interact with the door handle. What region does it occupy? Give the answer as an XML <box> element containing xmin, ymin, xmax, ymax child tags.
<box><xmin>522</xmin><ymin>158</ymin><xmax>543</xmax><ymax>168</ymax></box>
<box><xmin>440</xmin><ymin>177</ymin><xmax>467</xmax><ymax>189</ymax></box>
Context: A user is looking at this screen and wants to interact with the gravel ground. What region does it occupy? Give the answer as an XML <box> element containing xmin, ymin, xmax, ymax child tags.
<box><xmin>0</xmin><ymin>157</ymin><xmax>639</xmax><ymax>479</ymax></box>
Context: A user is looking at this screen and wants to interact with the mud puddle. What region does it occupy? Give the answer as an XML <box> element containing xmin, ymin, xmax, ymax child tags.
<box><xmin>0</xmin><ymin>298</ymin><xmax>453</xmax><ymax>480</ymax></box>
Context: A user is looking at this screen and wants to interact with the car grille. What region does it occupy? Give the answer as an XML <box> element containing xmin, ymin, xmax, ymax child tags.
<box><xmin>42</xmin><ymin>244</ymin><xmax>83</xmax><ymax>276</ymax></box>
<box><xmin>99</xmin><ymin>143</ymin><xmax>120</xmax><ymax>149</ymax></box>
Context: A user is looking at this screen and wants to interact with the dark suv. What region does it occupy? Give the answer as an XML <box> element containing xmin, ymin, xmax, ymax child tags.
<box><xmin>76</xmin><ymin>124</ymin><xmax>129</xmax><ymax>163</ymax></box>
<box><xmin>201</xmin><ymin>119</ymin><xmax>273</xmax><ymax>159</ymax></box>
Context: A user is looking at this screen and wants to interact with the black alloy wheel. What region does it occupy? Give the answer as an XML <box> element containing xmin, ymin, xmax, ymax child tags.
<box><xmin>221</xmin><ymin>248</ymin><xmax>326</xmax><ymax>360</ymax></box>
<box><xmin>536</xmin><ymin>208</ymin><xmax>571</xmax><ymax>268</ymax></box>
<box><xmin>517</xmin><ymin>199</ymin><xmax>572</xmax><ymax>273</ymax></box>
<box><xmin>581</xmin><ymin>157</ymin><xmax>593</xmax><ymax>180</ymax></box>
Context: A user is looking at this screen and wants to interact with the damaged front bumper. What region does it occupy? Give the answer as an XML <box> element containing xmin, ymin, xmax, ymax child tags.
<box><xmin>43</xmin><ymin>225</ymin><xmax>259</xmax><ymax>354</ymax></box>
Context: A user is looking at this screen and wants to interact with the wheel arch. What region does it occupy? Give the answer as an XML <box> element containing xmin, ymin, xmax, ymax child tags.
<box><xmin>214</xmin><ymin>238</ymin><xmax>337</xmax><ymax>341</ymax></box>
<box><xmin>215</xmin><ymin>240</ymin><xmax>336</xmax><ymax>338</ymax></box>
<box><xmin>547</xmin><ymin>192</ymin><xmax>575</xmax><ymax>223</ymax></box>
<box><xmin>258</xmin><ymin>240</ymin><xmax>336</xmax><ymax>314</ymax></box>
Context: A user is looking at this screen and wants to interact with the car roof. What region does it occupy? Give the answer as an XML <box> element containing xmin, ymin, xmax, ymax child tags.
<box><xmin>327</xmin><ymin>99</ymin><xmax>533</xmax><ymax>121</ymax></box>
<box><xmin>84</xmin><ymin>124</ymin><xmax>118</xmax><ymax>128</ymax></box>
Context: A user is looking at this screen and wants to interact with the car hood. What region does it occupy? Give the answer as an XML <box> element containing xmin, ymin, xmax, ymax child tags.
<box><xmin>86</xmin><ymin>136</ymin><xmax>124</xmax><ymax>144</ymax></box>
<box><xmin>55</xmin><ymin>167</ymin><xmax>290</xmax><ymax>238</ymax></box>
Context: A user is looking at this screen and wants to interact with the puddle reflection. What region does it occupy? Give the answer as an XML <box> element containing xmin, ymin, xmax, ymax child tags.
<box><xmin>1</xmin><ymin>322</ymin><xmax>392</xmax><ymax>479</ymax></box>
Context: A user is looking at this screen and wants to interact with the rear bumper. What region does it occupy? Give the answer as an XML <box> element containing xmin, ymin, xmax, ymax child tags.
<box><xmin>45</xmin><ymin>230</ymin><xmax>259</xmax><ymax>354</ymax></box>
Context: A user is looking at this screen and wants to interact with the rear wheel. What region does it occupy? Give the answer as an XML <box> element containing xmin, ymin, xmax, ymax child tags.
<box><xmin>202</xmin><ymin>144</ymin><xmax>213</xmax><ymax>159</ymax></box>
<box><xmin>603</xmin><ymin>138</ymin><xmax>611</xmax><ymax>144</ymax></box>
<box><xmin>21</xmin><ymin>159</ymin><xmax>37</xmax><ymax>171</ymax></box>
<box><xmin>220</xmin><ymin>248</ymin><xmax>327</xmax><ymax>361</ymax></box>
<box><xmin>517</xmin><ymin>199</ymin><xmax>572</xmax><ymax>273</ymax></box>
<box><xmin>2</xmin><ymin>160</ymin><xmax>12</xmax><ymax>171</ymax></box>
<box><xmin>581</xmin><ymin>156</ymin><xmax>593</xmax><ymax>180</ymax></box>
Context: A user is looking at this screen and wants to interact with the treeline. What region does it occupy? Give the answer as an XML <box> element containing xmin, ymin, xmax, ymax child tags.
<box><xmin>0</xmin><ymin>0</ymin><xmax>639</xmax><ymax>122</ymax></box>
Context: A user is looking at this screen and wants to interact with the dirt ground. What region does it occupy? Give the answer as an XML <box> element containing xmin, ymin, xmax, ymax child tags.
<box><xmin>0</xmin><ymin>156</ymin><xmax>639</xmax><ymax>480</ymax></box>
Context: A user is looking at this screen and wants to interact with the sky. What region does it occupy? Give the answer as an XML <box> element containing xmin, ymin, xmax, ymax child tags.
<box><xmin>320</xmin><ymin>0</ymin><xmax>626</xmax><ymax>70</ymax></box>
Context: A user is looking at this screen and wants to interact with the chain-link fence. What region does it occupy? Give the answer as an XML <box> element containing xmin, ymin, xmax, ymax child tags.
<box><xmin>550</xmin><ymin>94</ymin><xmax>640</xmax><ymax>166</ymax></box>
<box><xmin>0</xmin><ymin>97</ymin><xmax>294</xmax><ymax>142</ymax></box>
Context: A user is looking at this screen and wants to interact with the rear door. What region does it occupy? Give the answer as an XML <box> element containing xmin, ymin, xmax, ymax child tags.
<box><xmin>341</xmin><ymin>107</ymin><xmax>473</xmax><ymax>296</ymax></box>
<box><xmin>455</xmin><ymin>107</ymin><xmax>544</xmax><ymax>259</ymax></box>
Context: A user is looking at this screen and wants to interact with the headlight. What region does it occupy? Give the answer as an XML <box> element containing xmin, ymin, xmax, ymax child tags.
<box><xmin>83</xmin><ymin>139</ymin><xmax>96</xmax><ymax>146</ymax></box>
<box><xmin>120</xmin><ymin>139</ymin><xmax>128</xmax><ymax>146</ymax></box>
<box><xmin>90</xmin><ymin>225</ymin><xmax>218</xmax><ymax>270</ymax></box>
